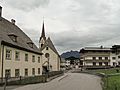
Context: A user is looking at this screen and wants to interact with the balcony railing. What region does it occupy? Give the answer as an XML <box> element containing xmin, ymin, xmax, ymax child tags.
<box><xmin>84</xmin><ymin>59</ymin><xmax>110</xmax><ymax>62</ymax></box>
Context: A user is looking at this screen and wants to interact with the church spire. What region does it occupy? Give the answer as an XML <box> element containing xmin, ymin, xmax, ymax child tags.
<box><xmin>40</xmin><ymin>21</ymin><xmax>46</xmax><ymax>41</ymax></box>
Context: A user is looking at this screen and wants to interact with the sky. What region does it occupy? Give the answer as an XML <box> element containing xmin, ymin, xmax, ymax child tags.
<box><xmin>1</xmin><ymin>0</ymin><xmax>120</xmax><ymax>54</ymax></box>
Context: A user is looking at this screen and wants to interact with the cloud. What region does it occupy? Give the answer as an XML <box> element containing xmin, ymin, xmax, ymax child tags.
<box><xmin>2</xmin><ymin>0</ymin><xmax>120</xmax><ymax>54</ymax></box>
<box><xmin>5</xmin><ymin>0</ymin><xmax>49</xmax><ymax>11</ymax></box>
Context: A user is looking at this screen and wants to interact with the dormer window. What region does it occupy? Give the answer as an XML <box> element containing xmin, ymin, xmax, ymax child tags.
<box><xmin>8</xmin><ymin>33</ymin><xmax>17</xmax><ymax>42</ymax></box>
<box><xmin>27</xmin><ymin>42</ymin><xmax>34</xmax><ymax>48</ymax></box>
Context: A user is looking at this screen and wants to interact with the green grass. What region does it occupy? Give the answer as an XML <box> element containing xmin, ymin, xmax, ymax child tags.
<box><xmin>90</xmin><ymin>68</ymin><xmax>120</xmax><ymax>75</ymax></box>
<box><xmin>88</xmin><ymin>68</ymin><xmax>120</xmax><ymax>90</ymax></box>
<box><xmin>103</xmin><ymin>75</ymin><xmax>120</xmax><ymax>90</ymax></box>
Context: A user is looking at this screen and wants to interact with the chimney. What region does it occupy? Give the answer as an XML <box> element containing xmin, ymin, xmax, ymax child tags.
<box><xmin>0</xmin><ymin>6</ymin><xmax>2</xmax><ymax>17</ymax></box>
<box><xmin>100</xmin><ymin>46</ymin><xmax>103</xmax><ymax>49</ymax></box>
<box><xmin>11</xmin><ymin>19</ymin><xmax>16</xmax><ymax>25</ymax></box>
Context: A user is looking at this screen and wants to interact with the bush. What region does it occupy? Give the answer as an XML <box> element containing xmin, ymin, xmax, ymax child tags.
<box><xmin>7</xmin><ymin>75</ymin><xmax>47</xmax><ymax>85</ymax></box>
<box><xmin>48</xmin><ymin>71</ymin><xmax>64</xmax><ymax>77</ymax></box>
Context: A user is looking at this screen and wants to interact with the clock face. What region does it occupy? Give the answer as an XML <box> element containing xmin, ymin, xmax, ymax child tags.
<box><xmin>45</xmin><ymin>53</ymin><xmax>50</xmax><ymax>58</ymax></box>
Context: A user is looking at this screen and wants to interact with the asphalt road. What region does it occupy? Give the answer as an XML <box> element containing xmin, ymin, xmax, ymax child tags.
<box><xmin>10</xmin><ymin>73</ymin><xmax>102</xmax><ymax>90</ymax></box>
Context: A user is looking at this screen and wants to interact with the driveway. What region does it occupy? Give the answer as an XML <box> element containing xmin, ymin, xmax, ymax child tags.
<box><xmin>11</xmin><ymin>73</ymin><xmax>102</xmax><ymax>90</ymax></box>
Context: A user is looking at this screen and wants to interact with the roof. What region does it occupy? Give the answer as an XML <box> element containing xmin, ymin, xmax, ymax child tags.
<box><xmin>0</xmin><ymin>17</ymin><xmax>42</xmax><ymax>55</ymax></box>
<box><xmin>80</xmin><ymin>46</ymin><xmax>110</xmax><ymax>53</ymax></box>
<box><xmin>40</xmin><ymin>37</ymin><xmax>59</xmax><ymax>55</ymax></box>
<box><xmin>39</xmin><ymin>21</ymin><xmax>46</xmax><ymax>41</ymax></box>
<box><xmin>83</xmin><ymin>47</ymin><xmax>110</xmax><ymax>51</ymax></box>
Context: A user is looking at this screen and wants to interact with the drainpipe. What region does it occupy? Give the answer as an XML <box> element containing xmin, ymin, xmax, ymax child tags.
<box><xmin>1</xmin><ymin>44</ymin><xmax>4</xmax><ymax>82</ymax></box>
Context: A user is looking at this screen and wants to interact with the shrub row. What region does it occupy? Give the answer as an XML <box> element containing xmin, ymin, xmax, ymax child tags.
<box><xmin>0</xmin><ymin>71</ymin><xmax>64</xmax><ymax>86</ymax></box>
<box><xmin>7</xmin><ymin>75</ymin><xmax>47</xmax><ymax>85</ymax></box>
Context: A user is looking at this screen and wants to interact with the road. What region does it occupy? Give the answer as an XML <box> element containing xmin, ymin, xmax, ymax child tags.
<box><xmin>11</xmin><ymin>73</ymin><xmax>102</xmax><ymax>90</ymax></box>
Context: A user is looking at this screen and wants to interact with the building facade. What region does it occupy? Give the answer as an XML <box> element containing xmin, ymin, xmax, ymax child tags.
<box><xmin>0</xmin><ymin>6</ymin><xmax>42</xmax><ymax>82</ymax></box>
<box><xmin>80</xmin><ymin>46</ymin><xmax>111</xmax><ymax>69</ymax></box>
<box><xmin>39</xmin><ymin>22</ymin><xmax>60</xmax><ymax>73</ymax></box>
<box><xmin>110</xmin><ymin>45</ymin><xmax>120</xmax><ymax>67</ymax></box>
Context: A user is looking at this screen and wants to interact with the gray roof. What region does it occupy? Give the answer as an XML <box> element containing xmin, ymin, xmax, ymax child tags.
<box><xmin>40</xmin><ymin>37</ymin><xmax>59</xmax><ymax>55</ymax></box>
<box><xmin>0</xmin><ymin>17</ymin><xmax>42</xmax><ymax>55</ymax></box>
<box><xmin>83</xmin><ymin>47</ymin><xmax>110</xmax><ymax>51</ymax></box>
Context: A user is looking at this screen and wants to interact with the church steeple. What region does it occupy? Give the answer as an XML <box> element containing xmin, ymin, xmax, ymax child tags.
<box><xmin>40</xmin><ymin>21</ymin><xmax>46</xmax><ymax>41</ymax></box>
<box><xmin>39</xmin><ymin>21</ymin><xmax>46</xmax><ymax>48</ymax></box>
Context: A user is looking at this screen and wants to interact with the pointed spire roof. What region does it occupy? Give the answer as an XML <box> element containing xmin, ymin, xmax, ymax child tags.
<box><xmin>39</xmin><ymin>21</ymin><xmax>46</xmax><ymax>41</ymax></box>
<box><xmin>40</xmin><ymin>37</ymin><xmax>59</xmax><ymax>55</ymax></box>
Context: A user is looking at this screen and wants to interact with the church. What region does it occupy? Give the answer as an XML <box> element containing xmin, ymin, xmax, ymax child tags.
<box><xmin>0</xmin><ymin>6</ymin><xmax>61</xmax><ymax>82</ymax></box>
<box><xmin>39</xmin><ymin>22</ymin><xmax>60</xmax><ymax>73</ymax></box>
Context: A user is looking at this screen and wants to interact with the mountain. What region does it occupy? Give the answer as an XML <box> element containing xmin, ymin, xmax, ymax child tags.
<box><xmin>61</xmin><ymin>50</ymin><xmax>80</xmax><ymax>59</ymax></box>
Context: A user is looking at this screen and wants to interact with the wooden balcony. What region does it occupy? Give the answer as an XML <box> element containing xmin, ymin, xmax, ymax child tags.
<box><xmin>84</xmin><ymin>59</ymin><xmax>110</xmax><ymax>63</ymax></box>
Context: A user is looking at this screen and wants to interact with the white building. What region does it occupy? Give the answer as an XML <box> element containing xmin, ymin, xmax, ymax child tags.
<box><xmin>60</xmin><ymin>58</ymin><xmax>66</xmax><ymax>71</ymax></box>
<box><xmin>80</xmin><ymin>46</ymin><xmax>111</xmax><ymax>69</ymax></box>
<box><xmin>0</xmin><ymin>6</ymin><xmax>42</xmax><ymax>82</ymax></box>
<box><xmin>110</xmin><ymin>45</ymin><xmax>120</xmax><ymax>67</ymax></box>
<box><xmin>39</xmin><ymin>22</ymin><xmax>60</xmax><ymax>73</ymax></box>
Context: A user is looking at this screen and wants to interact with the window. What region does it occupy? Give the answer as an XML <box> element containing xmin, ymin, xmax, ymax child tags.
<box><xmin>15</xmin><ymin>51</ymin><xmax>20</xmax><ymax>60</ymax></box>
<box><xmin>104</xmin><ymin>62</ymin><xmax>108</xmax><ymax>66</ymax></box>
<box><xmin>105</xmin><ymin>57</ymin><xmax>108</xmax><ymax>60</ymax></box>
<box><xmin>27</xmin><ymin>42</ymin><xmax>34</xmax><ymax>48</ymax></box>
<box><xmin>99</xmin><ymin>57</ymin><xmax>102</xmax><ymax>60</ymax></box>
<box><xmin>38</xmin><ymin>68</ymin><xmax>40</xmax><ymax>74</ymax></box>
<box><xmin>6</xmin><ymin>49</ymin><xmax>12</xmax><ymax>60</ymax></box>
<box><xmin>41</xmin><ymin>44</ymin><xmax>43</xmax><ymax>47</ymax></box>
<box><xmin>25</xmin><ymin>69</ymin><xmax>28</xmax><ymax>76</ymax></box>
<box><xmin>113</xmin><ymin>62</ymin><xmax>116</xmax><ymax>66</ymax></box>
<box><xmin>112</xmin><ymin>57</ymin><xmax>116</xmax><ymax>60</ymax></box>
<box><xmin>118</xmin><ymin>56</ymin><xmax>120</xmax><ymax>59</ymax></box>
<box><xmin>32</xmin><ymin>55</ymin><xmax>35</xmax><ymax>62</ymax></box>
<box><xmin>5</xmin><ymin>69</ymin><xmax>11</xmax><ymax>77</ymax></box>
<box><xmin>32</xmin><ymin>68</ymin><xmax>35</xmax><ymax>75</ymax></box>
<box><xmin>99</xmin><ymin>62</ymin><xmax>102</xmax><ymax>66</ymax></box>
<box><xmin>93</xmin><ymin>57</ymin><xmax>96</xmax><ymax>60</ymax></box>
<box><xmin>8</xmin><ymin>34</ymin><xmax>17</xmax><ymax>42</ymax></box>
<box><xmin>118</xmin><ymin>62</ymin><xmax>120</xmax><ymax>65</ymax></box>
<box><xmin>46</xmin><ymin>47</ymin><xmax>49</xmax><ymax>50</ymax></box>
<box><xmin>25</xmin><ymin>54</ymin><xmax>28</xmax><ymax>61</ymax></box>
<box><xmin>38</xmin><ymin>57</ymin><xmax>40</xmax><ymax>63</ymax></box>
<box><xmin>93</xmin><ymin>62</ymin><xmax>96</xmax><ymax>66</ymax></box>
<box><xmin>15</xmin><ymin>69</ymin><xmax>20</xmax><ymax>77</ymax></box>
<box><xmin>45</xmin><ymin>53</ymin><xmax>50</xmax><ymax>58</ymax></box>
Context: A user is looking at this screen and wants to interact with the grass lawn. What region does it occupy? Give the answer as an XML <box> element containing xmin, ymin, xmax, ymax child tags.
<box><xmin>88</xmin><ymin>68</ymin><xmax>120</xmax><ymax>90</ymax></box>
<box><xmin>89</xmin><ymin>68</ymin><xmax>120</xmax><ymax>75</ymax></box>
<box><xmin>103</xmin><ymin>75</ymin><xmax>120</xmax><ymax>90</ymax></box>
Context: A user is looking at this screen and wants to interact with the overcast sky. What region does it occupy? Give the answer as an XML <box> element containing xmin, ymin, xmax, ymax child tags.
<box><xmin>1</xmin><ymin>0</ymin><xmax>120</xmax><ymax>54</ymax></box>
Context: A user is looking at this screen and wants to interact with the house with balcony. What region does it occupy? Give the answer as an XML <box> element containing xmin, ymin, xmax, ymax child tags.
<box><xmin>110</xmin><ymin>45</ymin><xmax>120</xmax><ymax>67</ymax></box>
<box><xmin>80</xmin><ymin>46</ymin><xmax>111</xmax><ymax>69</ymax></box>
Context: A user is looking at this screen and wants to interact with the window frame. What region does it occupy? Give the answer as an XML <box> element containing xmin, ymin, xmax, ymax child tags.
<box><xmin>38</xmin><ymin>68</ymin><xmax>40</xmax><ymax>74</ymax></box>
<box><xmin>5</xmin><ymin>69</ymin><xmax>11</xmax><ymax>77</ymax></box>
<box><xmin>6</xmin><ymin>49</ymin><xmax>12</xmax><ymax>60</ymax></box>
<box><xmin>15</xmin><ymin>69</ymin><xmax>20</xmax><ymax>77</ymax></box>
<box><xmin>25</xmin><ymin>68</ymin><xmax>28</xmax><ymax>76</ymax></box>
<box><xmin>32</xmin><ymin>68</ymin><xmax>35</xmax><ymax>75</ymax></box>
<box><xmin>32</xmin><ymin>55</ymin><xmax>35</xmax><ymax>62</ymax></box>
<box><xmin>15</xmin><ymin>51</ymin><xmax>20</xmax><ymax>61</ymax></box>
<box><xmin>38</xmin><ymin>57</ymin><xmax>40</xmax><ymax>63</ymax></box>
<box><xmin>25</xmin><ymin>53</ymin><xmax>28</xmax><ymax>61</ymax></box>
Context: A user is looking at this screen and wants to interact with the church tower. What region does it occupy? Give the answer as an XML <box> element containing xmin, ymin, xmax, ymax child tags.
<box><xmin>39</xmin><ymin>21</ymin><xmax>46</xmax><ymax>48</ymax></box>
